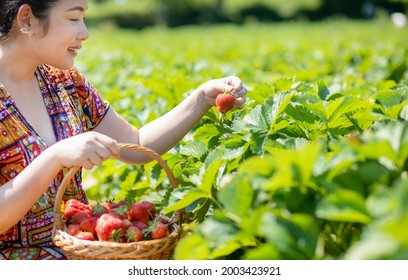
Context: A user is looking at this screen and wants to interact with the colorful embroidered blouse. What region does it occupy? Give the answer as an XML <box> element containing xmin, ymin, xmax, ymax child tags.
<box><xmin>0</xmin><ymin>65</ymin><xmax>109</xmax><ymax>260</ymax></box>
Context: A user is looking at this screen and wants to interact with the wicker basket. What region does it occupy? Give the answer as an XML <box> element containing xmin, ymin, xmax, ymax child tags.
<box><xmin>52</xmin><ymin>143</ymin><xmax>182</xmax><ymax>260</ymax></box>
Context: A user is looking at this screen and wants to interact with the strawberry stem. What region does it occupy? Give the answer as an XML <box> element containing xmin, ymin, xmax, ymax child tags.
<box><xmin>217</xmin><ymin>112</ymin><xmax>226</xmax><ymax>132</ymax></box>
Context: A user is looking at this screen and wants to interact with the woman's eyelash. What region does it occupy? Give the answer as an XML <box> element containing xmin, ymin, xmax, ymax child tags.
<box><xmin>70</xmin><ymin>17</ymin><xmax>86</xmax><ymax>22</ymax></box>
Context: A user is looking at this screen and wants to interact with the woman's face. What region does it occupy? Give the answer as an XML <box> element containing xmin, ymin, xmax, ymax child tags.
<box><xmin>32</xmin><ymin>0</ymin><xmax>89</xmax><ymax>69</ymax></box>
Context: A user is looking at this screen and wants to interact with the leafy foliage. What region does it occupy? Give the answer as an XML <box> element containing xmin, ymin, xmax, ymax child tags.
<box><xmin>80</xmin><ymin>20</ymin><xmax>408</xmax><ymax>259</ymax></box>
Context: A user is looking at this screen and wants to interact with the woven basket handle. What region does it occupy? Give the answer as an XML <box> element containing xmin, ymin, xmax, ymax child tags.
<box><xmin>53</xmin><ymin>143</ymin><xmax>178</xmax><ymax>234</ymax></box>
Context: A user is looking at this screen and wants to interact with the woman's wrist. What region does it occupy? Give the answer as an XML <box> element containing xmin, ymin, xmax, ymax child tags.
<box><xmin>194</xmin><ymin>84</ymin><xmax>212</xmax><ymax>111</ymax></box>
<box><xmin>43</xmin><ymin>142</ymin><xmax>65</xmax><ymax>171</ymax></box>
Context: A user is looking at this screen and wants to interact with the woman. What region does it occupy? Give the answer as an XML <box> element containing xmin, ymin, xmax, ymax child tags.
<box><xmin>0</xmin><ymin>0</ymin><xmax>247</xmax><ymax>259</ymax></box>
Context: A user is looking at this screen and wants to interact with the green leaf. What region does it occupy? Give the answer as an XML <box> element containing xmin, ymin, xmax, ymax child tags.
<box><xmin>344</xmin><ymin>232</ymin><xmax>402</xmax><ymax>260</ymax></box>
<box><xmin>222</xmin><ymin>137</ymin><xmax>248</xmax><ymax>161</ymax></box>
<box><xmin>316</xmin><ymin>189</ymin><xmax>372</xmax><ymax>224</ymax></box>
<box><xmin>174</xmin><ymin>235</ymin><xmax>210</xmax><ymax>260</ymax></box>
<box><xmin>250</xmin><ymin>127</ymin><xmax>269</xmax><ymax>154</ymax></box>
<box><xmin>193</xmin><ymin>123</ymin><xmax>221</xmax><ymax>144</ymax></box>
<box><xmin>327</xmin><ymin>96</ymin><xmax>372</xmax><ymax>123</ymax></box>
<box><xmin>269</xmin><ymin>91</ymin><xmax>295</xmax><ymax>133</ymax></box>
<box><xmin>366</xmin><ymin>185</ymin><xmax>398</xmax><ymax>218</ymax></box>
<box><xmin>248</xmin><ymin>83</ymin><xmax>276</xmax><ymax>104</ymax></box>
<box><xmin>279</xmin><ymin>123</ymin><xmax>308</xmax><ymax>138</ymax></box>
<box><xmin>317</xmin><ymin>79</ymin><xmax>330</xmax><ymax>100</ymax></box>
<box><xmin>375</xmin><ymin>90</ymin><xmax>402</xmax><ymax>108</ymax></box>
<box><xmin>285</xmin><ymin>104</ymin><xmax>320</xmax><ymax>124</ymax></box>
<box><xmin>356</xmin><ymin>141</ymin><xmax>398</xmax><ymax>164</ymax></box>
<box><xmin>242</xmin><ymin>104</ymin><xmax>268</xmax><ymax>129</ymax></box>
<box><xmin>260</xmin><ymin>211</ymin><xmax>319</xmax><ymax>259</ymax></box>
<box><xmin>199</xmin><ymin>158</ymin><xmax>227</xmax><ymax>195</ymax></box>
<box><xmin>361</xmin><ymin>121</ymin><xmax>408</xmax><ymax>167</ymax></box>
<box><xmin>194</xmin><ymin>198</ymin><xmax>212</xmax><ymax>223</ymax></box>
<box><xmin>303</xmin><ymin>102</ymin><xmax>327</xmax><ymax>123</ymax></box>
<box><xmin>238</xmin><ymin>155</ymin><xmax>275</xmax><ymax>177</ymax></box>
<box><xmin>199</xmin><ymin>216</ymin><xmax>241</xmax><ymax>259</ymax></box>
<box><xmin>387</xmin><ymin>60</ymin><xmax>407</xmax><ymax>82</ymax></box>
<box><xmin>274</xmin><ymin>77</ymin><xmax>294</xmax><ymax>92</ymax></box>
<box><xmin>243</xmin><ymin>243</ymin><xmax>280</xmax><ymax>260</ymax></box>
<box><xmin>119</xmin><ymin>170</ymin><xmax>137</xmax><ymax>190</ymax></box>
<box><xmin>218</xmin><ymin>176</ymin><xmax>254</xmax><ymax>217</ymax></box>
<box><xmin>383</xmin><ymin>214</ymin><xmax>408</xmax><ymax>247</ymax></box>
<box><xmin>179</xmin><ymin>140</ymin><xmax>208</xmax><ymax>157</ymax></box>
<box><xmin>163</xmin><ymin>188</ymin><xmax>209</xmax><ymax>214</ymax></box>
<box><xmin>323</xmin><ymin>147</ymin><xmax>358</xmax><ymax>181</ymax></box>
<box><xmin>264</xmin><ymin>141</ymin><xmax>323</xmax><ymax>190</ymax></box>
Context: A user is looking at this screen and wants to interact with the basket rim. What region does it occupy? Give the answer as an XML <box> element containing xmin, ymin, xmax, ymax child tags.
<box><xmin>53</xmin><ymin>227</ymin><xmax>181</xmax><ymax>260</ymax></box>
<box><xmin>54</xmin><ymin>223</ymin><xmax>180</xmax><ymax>248</ymax></box>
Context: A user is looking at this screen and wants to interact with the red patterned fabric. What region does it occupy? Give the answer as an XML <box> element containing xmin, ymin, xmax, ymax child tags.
<box><xmin>0</xmin><ymin>65</ymin><xmax>109</xmax><ymax>259</ymax></box>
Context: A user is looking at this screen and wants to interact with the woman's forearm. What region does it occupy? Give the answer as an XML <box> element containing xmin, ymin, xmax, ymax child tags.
<box><xmin>138</xmin><ymin>87</ymin><xmax>210</xmax><ymax>154</ymax></box>
<box><xmin>94</xmin><ymin>76</ymin><xmax>246</xmax><ymax>165</ymax></box>
<box><xmin>0</xmin><ymin>145</ymin><xmax>63</xmax><ymax>234</ymax></box>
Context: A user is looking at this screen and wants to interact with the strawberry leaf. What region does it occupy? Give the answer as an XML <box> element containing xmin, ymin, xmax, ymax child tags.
<box><xmin>316</xmin><ymin>189</ymin><xmax>372</xmax><ymax>224</ymax></box>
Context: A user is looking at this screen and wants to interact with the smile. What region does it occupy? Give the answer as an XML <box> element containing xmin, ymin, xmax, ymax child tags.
<box><xmin>68</xmin><ymin>46</ymin><xmax>81</xmax><ymax>56</ymax></box>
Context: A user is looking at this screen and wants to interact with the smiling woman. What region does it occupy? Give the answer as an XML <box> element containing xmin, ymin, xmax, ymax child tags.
<box><xmin>0</xmin><ymin>0</ymin><xmax>247</xmax><ymax>259</ymax></box>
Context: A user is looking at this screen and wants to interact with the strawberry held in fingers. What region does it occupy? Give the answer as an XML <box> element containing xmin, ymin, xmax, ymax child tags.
<box><xmin>215</xmin><ymin>89</ymin><xmax>236</xmax><ymax>113</ymax></box>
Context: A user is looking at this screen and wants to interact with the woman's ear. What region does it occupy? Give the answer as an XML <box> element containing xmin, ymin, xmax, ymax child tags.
<box><xmin>16</xmin><ymin>4</ymin><xmax>39</xmax><ymax>36</ymax></box>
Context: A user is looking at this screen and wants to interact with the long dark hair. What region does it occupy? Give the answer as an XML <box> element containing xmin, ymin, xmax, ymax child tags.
<box><xmin>0</xmin><ymin>0</ymin><xmax>59</xmax><ymax>40</ymax></box>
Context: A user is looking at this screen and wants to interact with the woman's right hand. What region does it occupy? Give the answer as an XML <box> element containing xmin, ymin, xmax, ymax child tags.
<box><xmin>50</xmin><ymin>132</ymin><xmax>121</xmax><ymax>170</ymax></box>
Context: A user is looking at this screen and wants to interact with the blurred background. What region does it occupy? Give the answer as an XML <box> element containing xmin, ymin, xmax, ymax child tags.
<box><xmin>87</xmin><ymin>0</ymin><xmax>407</xmax><ymax>29</ymax></box>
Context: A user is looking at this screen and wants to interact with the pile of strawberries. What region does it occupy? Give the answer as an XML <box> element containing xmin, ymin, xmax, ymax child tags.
<box><xmin>63</xmin><ymin>198</ymin><xmax>172</xmax><ymax>242</ymax></box>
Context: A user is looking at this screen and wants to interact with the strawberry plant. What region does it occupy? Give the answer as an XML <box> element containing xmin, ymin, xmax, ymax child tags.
<box><xmin>79</xmin><ymin>20</ymin><xmax>408</xmax><ymax>259</ymax></box>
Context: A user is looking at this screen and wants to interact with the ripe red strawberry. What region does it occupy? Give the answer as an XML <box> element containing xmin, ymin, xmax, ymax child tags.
<box><xmin>67</xmin><ymin>224</ymin><xmax>81</xmax><ymax>236</ymax></box>
<box><xmin>64</xmin><ymin>199</ymin><xmax>92</xmax><ymax>223</ymax></box>
<box><xmin>140</xmin><ymin>200</ymin><xmax>156</xmax><ymax>216</ymax></box>
<box><xmin>76</xmin><ymin>231</ymin><xmax>96</xmax><ymax>241</ymax></box>
<box><xmin>80</xmin><ymin>217</ymin><xmax>98</xmax><ymax>235</ymax></box>
<box><xmin>150</xmin><ymin>222</ymin><xmax>169</xmax><ymax>240</ymax></box>
<box><xmin>127</xmin><ymin>202</ymin><xmax>150</xmax><ymax>224</ymax></box>
<box><xmin>95</xmin><ymin>213</ymin><xmax>124</xmax><ymax>241</ymax></box>
<box><xmin>125</xmin><ymin>226</ymin><xmax>143</xmax><ymax>242</ymax></box>
<box><xmin>215</xmin><ymin>90</ymin><xmax>236</xmax><ymax>113</ymax></box>
<box><xmin>72</xmin><ymin>211</ymin><xmax>91</xmax><ymax>225</ymax></box>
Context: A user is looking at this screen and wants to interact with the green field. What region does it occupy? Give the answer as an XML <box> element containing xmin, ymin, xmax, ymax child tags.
<box><xmin>79</xmin><ymin>19</ymin><xmax>408</xmax><ymax>260</ymax></box>
<box><xmin>86</xmin><ymin>0</ymin><xmax>321</xmax><ymax>19</ymax></box>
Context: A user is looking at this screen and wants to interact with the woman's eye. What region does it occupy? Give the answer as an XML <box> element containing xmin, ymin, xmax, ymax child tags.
<box><xmin>70</xmin><ymin>17</ymin><xmax>86</xmax><ymax>22</ymax></box>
